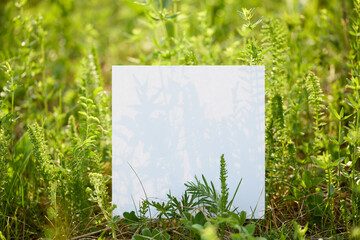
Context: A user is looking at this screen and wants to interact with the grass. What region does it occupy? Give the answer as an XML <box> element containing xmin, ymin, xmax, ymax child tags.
<box><xmin>1</xmin><ymin>0</ymin><xmax>360</xmax><ymax>239</ymax></box>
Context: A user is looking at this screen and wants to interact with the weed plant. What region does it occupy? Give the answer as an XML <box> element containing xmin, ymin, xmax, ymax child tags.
<box><xmin>1</xmin><ymin>0</ymin><xmax>360</xmax><ymax>239</ymax></box>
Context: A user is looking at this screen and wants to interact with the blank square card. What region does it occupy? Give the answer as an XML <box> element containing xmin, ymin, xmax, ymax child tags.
<box><xmin>112</xmin><ymin>66</ymin><xmax>265</xmax><ymax>218</ymax></box>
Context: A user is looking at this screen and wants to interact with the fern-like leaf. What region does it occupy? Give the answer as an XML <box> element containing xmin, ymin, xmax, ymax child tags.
<box><xmin>28</xmin><ymin>122</ymin><xmax>55</xmax><ymax>182</ymax></box>
<box><xmin>220</xmin><ymin>154</ymin><xmax>229</xmax><ymax>214</ymax></box>
<box><xmin>305</xmin><ymin>71</ymin><xmax>325</xmax><ymax>152</ymax></box>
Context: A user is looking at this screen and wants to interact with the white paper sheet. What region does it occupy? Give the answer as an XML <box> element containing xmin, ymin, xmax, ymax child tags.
<box><xmin>112</xmin><ymin>66</ymin><xmax>265</xmax><ymax>218</ymax></box>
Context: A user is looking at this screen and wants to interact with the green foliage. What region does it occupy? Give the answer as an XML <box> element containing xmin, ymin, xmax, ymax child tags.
<box><xmin>0</xmin><ymin>231</ymin><xmax>5</xmax><ymax>240</ymax></box>
<box><xmin>292</xmin><ymin>221</ymin><xmax>308</xmax><ymax>240</ymax></box>
<box><xmin>219</xmin><ymin>154</ymin><xmax>229</xmax><ymax>215</ymax></box>
<box><xmin>352</xmin><ymin>226</ymin><xmax>360</xmax><ymax>239</ymax></box>
<box><xmin>346</xmin><ymin>0</ymin><xmax>360</xmax><ymax>227</ymax></box>
<box><xmin>188</xmin><ymin>222</ymin><xmax>219</xmax><ymax>240</ymax></box>
<box><xmin>184</xmin><ymin>160</ymin><xmax>242</xmax><ymax>217</ymax></box>
<box><xmin>28</xmin><ymin>123</ymin><xmax>54</xmax><ymax>182</ymax></box>
<box><xmin>1</xmin><ymin>0</ymin><xmax>360</xmax><ymax>238</ymax></box>
<box><xmin>261</xmin><ymin>17</ymin><xmax>288</xmax><ymax>93</ymax></box>
<box><xmin>215</xmin><ymin>212</ymin><xmax>266</xmax><ymax>240</ymax></box>
<box><xmin>87</xmin><ymin>173</ymin><xmax>119</xmax><ymax>239</ymax></box>
<box><xmin>0</xmin><ymin>116</ymin><xmax>11</xmax><ymax>204</ymax></box>
<box><xmin>305</xmin><ymin>71</ymin><xmax>325</xmax><ymax>153</ymax></box>
<box><xmin>123</xmin><ymin>211</ymin><xmax>142</xmax><ymax>230</ymax></box>
<box><xmin>237</xmin><ymin>8</ymin><xmax>265</xmax><ymax>65</ymax></box>
<box><xmin>133</xmin><ymin>228</ymin><xmax>170</xmax><ymax>240</ymax></box>
<box><xmin>237</xmin><ymin>8</ymin><xmax>263</xmax><ymax>32</ymax></box>
<box><xmin>184</xmin><ymin>175</ymin><xmax>219</xmax><ymax>215</ymax></box>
